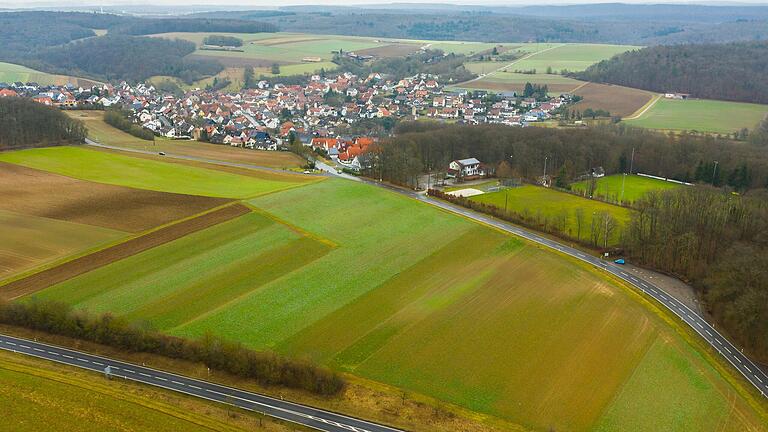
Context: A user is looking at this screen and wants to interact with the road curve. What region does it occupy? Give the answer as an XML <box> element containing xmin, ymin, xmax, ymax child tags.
<box><xmin>0</xmin><ymin>334</ymin><xmax>403</xmax><ymax>432</ymax></box>
<box><xmin>83</xmin><ymin>139</ymin><xmax>768</xmax><ymax>398</ymax></box>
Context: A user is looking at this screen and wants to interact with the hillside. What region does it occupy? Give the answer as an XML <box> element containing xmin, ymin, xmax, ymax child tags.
<box><xmin>0</xmin><ymin>98</ymin><xmax>86</xmax><ymax>150</ymax></box>
<box><xmin>573</xmin><ymin>42</ymin><xmax>768</xmax><ymax>105</ymax></box>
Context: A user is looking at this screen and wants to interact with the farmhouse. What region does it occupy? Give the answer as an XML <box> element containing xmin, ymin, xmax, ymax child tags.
<box><xmin>448</xmin><ymin>158</ymin><xmax>485</xmax><ymax>180</ymax></box>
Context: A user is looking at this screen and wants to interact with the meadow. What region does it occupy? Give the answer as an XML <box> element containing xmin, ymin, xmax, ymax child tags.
<box><xmin>0</xmin><ymin>61</ymin><xmax>100</xmax><ymax>87</ymax></box>
<box><xmin>509</xmin><ymin>44</ymin><xmax>638</xmax><ymax>74</ymax></box>
<box><xmin>65</xmin><ymin>110</ymin><xmax>304</xmax><ymax>168</ymax></box>
<box><xmin>624</xmin><ymin>98</ymin><xmax>768</xmax><ymax>134</ymax></box>
<box><xmin>469</xmin><ymin>184</ymin><xmax>632</xmax><ymax>245</ymax></box>
<box><xmin>571</xmin><ymin>174</ymin><xmax>682</xmax><ymax>204</ymax></box>
<box><xmin>27</xmin><ymin>178</ymin><xmax>768</xmax><ymax>432</ymax></box>
<box><xmin>0</xmin><ymin>146</ymin><xmax>306</xmax><ymax>199</ymax></box>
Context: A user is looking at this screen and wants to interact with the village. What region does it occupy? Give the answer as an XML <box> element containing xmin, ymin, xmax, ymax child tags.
<box><xmin>0</xmin><ymin>70</ymin><xmax>574</xmax><ymax>173</ymax></box>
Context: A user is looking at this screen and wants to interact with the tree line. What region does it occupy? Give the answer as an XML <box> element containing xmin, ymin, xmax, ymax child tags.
<box><xmin>573</xmin><ymin>42</ymin><xmax>768</xmax><ymax>104</ymax></box>
<box><xmin>0</xmin><ymin>299</ymin><xmax>345</xmax><ymax>395</ymax></box>
<box><xmin>333</xmin><ymin>49</ymin><xmax>476</xmax><ymax>84</ymax></box>
<box><xmin>203</xmin><ymin>35</ymin><xmax>244</xmax><ymax>47</ymax></box>
<box><xmin>0</xmin><ymin>98</ymin><xmax>86</xmax><ymax>150</ymax></box>
<box><xmin>104</xmin><ymin>109</ymin><xmax>154</xmax><ymax>140</ymax></box>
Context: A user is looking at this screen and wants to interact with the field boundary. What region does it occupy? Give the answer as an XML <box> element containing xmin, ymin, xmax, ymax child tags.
<box><xmin>0</xmin><ymin>203</ymin><xmax>250</xmax><ymax>300</ymax></box>
<box><xmin>624</xmin><ymin>93</ymin><xmax>661</xmax><ymax>120</ymax></box>
<box><xmin>242</xmin><ymin>202</ymin><xmax>339</xmax><ymax>249</ymax></box>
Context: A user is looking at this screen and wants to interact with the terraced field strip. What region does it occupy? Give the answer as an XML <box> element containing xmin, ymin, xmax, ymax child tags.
<box><xmin>0</xmin><ymin>204</ymin><xmax>249</xmax><ymax>300</ymax></box>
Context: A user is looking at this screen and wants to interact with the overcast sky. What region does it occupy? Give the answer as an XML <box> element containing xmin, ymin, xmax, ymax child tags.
<box><xmin>7</xmin><ymin>0</ymin><xmax>768</xmax><ymax>6</ymax></box>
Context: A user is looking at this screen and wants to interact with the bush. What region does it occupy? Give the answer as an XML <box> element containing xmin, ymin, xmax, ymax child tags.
<box><xmin>0</xmin><ymin>299</ymin><xmax>345</xmax><ymax>395</ymax></box>
<box><xmin>103</xmin><ymin>110</ymin><xmax>154</xmax><ymax>141</ymax></box>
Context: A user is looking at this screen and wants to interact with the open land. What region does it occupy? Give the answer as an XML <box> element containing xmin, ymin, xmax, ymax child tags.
<box><xmin>65</xmin><ymin>110</ymin><xmax>305</xmax><ymax>168</ymax></box>
<box><xmin>0</xmin><ymin>350</ymin><xmax>296</xmax><ymax>432</ymax></box>
<box><xmin>508</xmin><ymin>44</ymin><xmax>638</xmax><ymax>74</ymax></box>
<box><xmin>0</xmin><ymin>61</ymin><xmax>100</xmax><ymax>88</ymax></box>
<box><xmin>24</xmin><ymin>178</ymin><xmax>768</xmax><ymax>432</ymax></box>
<box><xmin>571</xmin><ymin>174</ymin><xmax>683</xmax><ymax>204</ymax></box>
<box><xmin>573</xmin><ymin>82</ymin><xmax>656</xmax><ymax>118</ymax></box>
<box><xmin>624</xmin><ymin>98</ymin><xmax>768</xmax><ymax>134</ymax></box>
<box><xmin>469</xmin><ymin>184</ymin><xmax>631</xmax><ymax>245</ymax></box>
<box><xmin>0</xmin><ymin>146</ymin><xmax>307</xmax><ymax>199</ymax></box>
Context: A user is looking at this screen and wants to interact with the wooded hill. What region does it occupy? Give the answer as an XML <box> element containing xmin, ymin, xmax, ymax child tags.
<box><xmin>0</xmin><ymin>12</ymin><xmax>276</xmax><ymax>83</ymax></box>
<box><xmin>0</xmin><ymin>97</ymin><xmax>86</xmax><ymax>150</ymax></box>
<box><xmin>573</xmin><ymin>42</ymin><xmax>768</xmax><ymax>105</ymax></box>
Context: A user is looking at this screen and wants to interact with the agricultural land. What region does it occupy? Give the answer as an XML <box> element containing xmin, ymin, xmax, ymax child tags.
<box><xmin>7</xmin><ymin>172</ymin><xmax>764</xmax><ymax>432</ymax></box>
<box><xmin>624</xmin><ymin>98</ymin><xmax>768</xmax><ymax>134</ymax></box>
<box><xmin>0</xmin><ymin>349</ymin><xmax>294</xmax><ymax>432</ymax></box>
<box><xmin>65</xmin><ymin>110</ymin><xmax>304</xmax><ymax>168</ymax></box>
<box><xmin>571</xmin><ymin>174</ymin><xmax>683</xmax><ymax>204</ymax></box>
<box><xmin>0</xmin><ymin>61</ymin><xmax>100</xmax><ymax>88</ymax></box>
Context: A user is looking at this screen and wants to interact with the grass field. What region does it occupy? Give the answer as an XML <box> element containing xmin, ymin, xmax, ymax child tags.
<box><xmin>0</xmin><ymin>350</ymin><xmax>294</xmax><ymax>431</ymax></box>
<box><xmin>28</xmin><ymin>178</ymin><xmax>768</xmax><ymax>431</ymax></box>
<box><xmin>0</xmin><ymin>146</ymin><xmax>306</xmax><ymax>199</ymax></box>
<box><xmin>571</xmin><ymin>174</ymin><xmax>683</xmax><ymax>204</ymax></box>
<box><xmin>510</xmin><ymin>44</ymin><xmax>637</xmax><ymax>74</ymax></box>
<box><xmin>0</xmin><ymin>62</ymin><xmax>100</xmax><ymax>87</ymax></box>
<box><xmin>66</xmin><ymin>110</ymin><xmax>305</xmax><ymax>168</ymax></box>
<box><xmin>625</xmin><ymin>98</ymin><xmax>768</xmax><ymax>134</ymax></box>
<box><xmin>469</xmin><ymin>185</ymin><xmax>631</xmax><ymax>245</ymax></box>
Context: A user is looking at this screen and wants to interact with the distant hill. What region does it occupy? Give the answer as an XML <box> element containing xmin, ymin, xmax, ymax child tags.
<box><xmin>573</xmin><ymin>42</ymin><xmax>768</xmax><ymax>105</ymax></box>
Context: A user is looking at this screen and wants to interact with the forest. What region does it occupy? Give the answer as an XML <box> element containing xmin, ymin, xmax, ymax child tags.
<box><xmin>0</xmin><ymin>12</ymin><xmax>274</xmax><ymax>83</ymax></box>
<box><xmin>373</xmin><ymin>122</ymin><xmax>768</xmax><ymax>190</ymax></box>
<box><xmin>0</xmin><ymin>98</ymin><xmax>86</xmax><ymax>150</ymax></box>
<box><xmin>573</xmin><ymin>42</ymin><xmax>768</xmax><ymax>104</ymax></box>
<box><xmin>203</xmin><ymin>35</ymin><xmax>244</xmax><ymax>47</ymax></box>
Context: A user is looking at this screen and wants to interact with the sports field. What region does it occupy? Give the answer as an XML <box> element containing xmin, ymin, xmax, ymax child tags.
<box><xmin>66</xmin><ymin>110</ymin><xmax>304</xmax><ymax>168</ymax></box>
<box><xmin>571</xmin><ymin>174</ymin><xmax>682</xmax><ymax>204</ymax></box>
<box><xmin>27</xmin><ymin>178</ymin><xmax>768</xmax><ymax>431</ymax></box>
<box><xmin>0</xmin><ymin>62</ymin><xmax>100</xmax><ymax>87</ymax></box>
<box><xmin>624</xmin><ymin>98</ymin><xmax>768</xmax><ymax>134</ymax></box>
<box><xmin>469</xmin><ymin>185</ymin><xmax>631</xmax><ymax>245</ymax></box>
<box><xmin>0</xmin><ymin>146</ymin><xmax>306</xmax><ymax>198</ymax></box>
<box><xmin>0</xmin><ymin>350</ymin><xmax>288</xmax><ymax>431</ymax></box>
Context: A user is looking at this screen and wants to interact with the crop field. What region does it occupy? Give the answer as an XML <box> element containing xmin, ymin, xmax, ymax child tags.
<box><xmin>469</xmin><ymin>185</ymin><xmax>631</xmax><ymax>245</ymax></box>
<box><xmin>458</xmin><ymin>72</ymin><xmax>585</xmax><ymax>94</ymax></box>
<box><xmin>66</xmin><ymin>111</ymin><xmax>305</xmax><ymax>168</ymax></box>
<box><xmin>0</xmin><ymin>146</ymin><xmax>307</xmax><ymax>199</ymax></box>
<box><xmin>0</xmin><ymin>61</ymin><xmax>100</xmax><ymax>87</ymax></box>
<box><xmin>509</xmin><ymin>44</ymin><xmax>638</xmax><ymax>74</ymax></box>
<box><xmin>0</xmin><ymin>210</ymin><xmax>123</xmax><ymax>280</ymax></box>
<box><xmin>28</xmin><ymin>178</ymin><xmax>768</xmax><ymax>431</ymax></box>
<box><xmin>573</xmin><ymin>82</ymin><xmax>655</xmax><ymax>117</ymax></box>
<box><xmin>624</xmin><ymin>98</ymin><xmax>768</xmax><ymax>134</ymax></box>
<box><xmin>0</xmin><ymin>350</ymin><xmax>289</xmax><ymax>431</ymax></box>
<box><xmin>571</xmin><ymin>174</ymin><xmax>683</xmax><ymax>204</ymax></box>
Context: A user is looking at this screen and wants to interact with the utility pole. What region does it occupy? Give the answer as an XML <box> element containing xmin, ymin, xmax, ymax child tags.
<box><xmin>712</xmin><ymin>160</ymin><xmax>719</xmax><ymax>185</ymax></box>
<box><xmin>629</xmin><ymin>147</ymin><xmax>635</xmax><ymax>175</ymax></box>
<box><xmin>543</xmin><ymin>155</ymin><xmax>549</xmax><ymax>182</ymax></box>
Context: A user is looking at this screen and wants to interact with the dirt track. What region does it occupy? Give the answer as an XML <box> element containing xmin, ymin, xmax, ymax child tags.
<box><xmin>0</xmin><ymin>162</ymin><xmax>230</xmax><ymax>233</ymax></box>
<box><xmin>0</xmin><ymin>203</ymin><xmax>250</xmax><ymax>300</ymax></box>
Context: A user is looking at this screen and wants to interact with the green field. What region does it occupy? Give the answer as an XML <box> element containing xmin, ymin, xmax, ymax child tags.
<box><xmin>0</xmin><ymin>62</ymin><xmax>98</xmax><ymax>87</ymax></box>
<box><xmin>0</xmin><ymin>210</ymin><xmax>124</xmax><ymax>279</ymax></box>
<box><xmin>27</xmin><ymin>178</ymin><xmax>767</xmax><ymax>431</ymax></box>
<box><xmin>0</xmin><ymin>146</ymin><xmax>305</xmax><ymax>199</ymax></box>
<box><xmin>625</xmin><ymin>98</ymin><xmax>768</xmax><ymax>134</ymax></box>
<box><xmin>572</xmin><ymin>174</ymin><xmax>683</xmax><ymax>204</ymax></box>
<box><xmin>510</xmin><ymin>44</ymin><xmax>637</xmax><ymax>74</ymax></box>
<box><xmin>469</xmin><ymin>185</ymin><xmax>631</xmax><ymax>245</ymax></box>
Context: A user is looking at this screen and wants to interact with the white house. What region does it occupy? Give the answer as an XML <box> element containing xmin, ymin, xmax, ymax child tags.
<box><xmin>449</xmin><ymin>158</ymin><xmax>485</xmax><ymax>179</ymax></box>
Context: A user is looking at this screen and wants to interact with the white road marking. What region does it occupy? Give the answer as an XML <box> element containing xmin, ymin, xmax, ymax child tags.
<box><xmin>92</xmin><ymin>361</ymin><xmax>104</xmax><ymax>366</ymax></box>
<box><xmin>48</xmin><ymin>351</ymin><xmax>59</xmax><ymax>356</ymax></box>
<box><xmin>757</xmin><ymin>376</ymin><xmax>764</xmax><ymax>384</ymax></box>
<box><xmin>139</xmin><ymin>372</ymin><xmax>151</xmax><ymax>377</ymax></box>
<box><xmin>62</xmin><ymin>354</ymin><xmax>73</xmax><ymax>359</ymax></box>
<box><xmin>172</xmin><ymin>381</ymin><xmax>185</xmax><ymax>386</ymax></box>
<box><xmin>189</xmin><ymin>385</ymin><xmax>201</xmax><ymax>390</ymax></box>
<box><xmin>155</xmin><ymin>376</ymin><xmax>168</xmax><ymax>381</ymax></box>
<box><xmin>716</xmin><ymin>339</ymin><xmax>723</xmax><ymax>345</ymax></box>
<box><xmin>34</xmin><ymin>348</ymin><xmax>44</xmax><ymax>352</ymax></box>
<box><xmin>6</xmin><ymin>342</ymin><xmax>15</xmax><ymax>346</ymax></box>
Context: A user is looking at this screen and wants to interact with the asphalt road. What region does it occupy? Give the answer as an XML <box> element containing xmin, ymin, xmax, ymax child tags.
<box><xmin>82</xmin><ymin>140</ymin><xmax>768</xmax><ymax>398</ymax></box>
<box><xmin>0</xmin><ymin>334</ymin><xmax>403</xmax><ymax>432</ymax></box>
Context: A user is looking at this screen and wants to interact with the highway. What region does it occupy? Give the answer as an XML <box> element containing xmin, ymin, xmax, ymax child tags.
<box><xmin>81</xmin><ymin>140</ymin><xmax>768</xmax><ymax>398</ymax></box>
<box><xmin>0</xmin><ymin>334</ymin><xmax>403</xmax><ymax>432</ymax></box>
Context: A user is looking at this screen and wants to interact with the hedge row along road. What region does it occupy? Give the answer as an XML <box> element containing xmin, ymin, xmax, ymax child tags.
<box><xmin>0</xmin><ymin>335</ymin><xmax>402</xmax><ymax>432</ymax></box>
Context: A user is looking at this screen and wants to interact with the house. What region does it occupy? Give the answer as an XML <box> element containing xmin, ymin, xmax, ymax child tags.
<box><xmin>448</xmin><ymin>158</ymin><xmax>485</xmax><ymax>179</ymax></box>
<box><xmin>664</xmin><ymin>93</ymin><xmax>690</xmax><ymax>100</ymax></box>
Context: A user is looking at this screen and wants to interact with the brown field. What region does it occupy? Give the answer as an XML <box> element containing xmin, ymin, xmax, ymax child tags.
<box><xmin>356</xmin><ymin>43</ymin><xmax>420</xmax><ymax>58</ymax></box>
<box><xmin>574</xmin><ymin>82</ymin><xmax>655</xmax><ymax>117</ymax></box>
<box><xmin>186</xmin><ymin>54</ymin><xmax>296</xmax><ymax>68</ymax></box>
<box><xmin>0</xmin><ymin>203</ymin><xmax>250</xmax><ymax>300</ymax></box>
<box><xmin>0</xmin><ymin>162</ymin><xmax>229</xmax><ymax>233</ymax></box>
<box><xmin>67</xmin><ymin>110</ymin><xmax>306</xmax><ymax>169</ymax></box>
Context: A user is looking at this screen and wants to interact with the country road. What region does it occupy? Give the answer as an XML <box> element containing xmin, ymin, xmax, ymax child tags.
<box><xmin>0</xmin><ymin>334</ymin><xmax>403</xmax><ymax>432</ymax></box>
<box><xmin>82</xmin><ymin>139</ymin><xmax>768</xmax><ymax>399</ymax></box>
